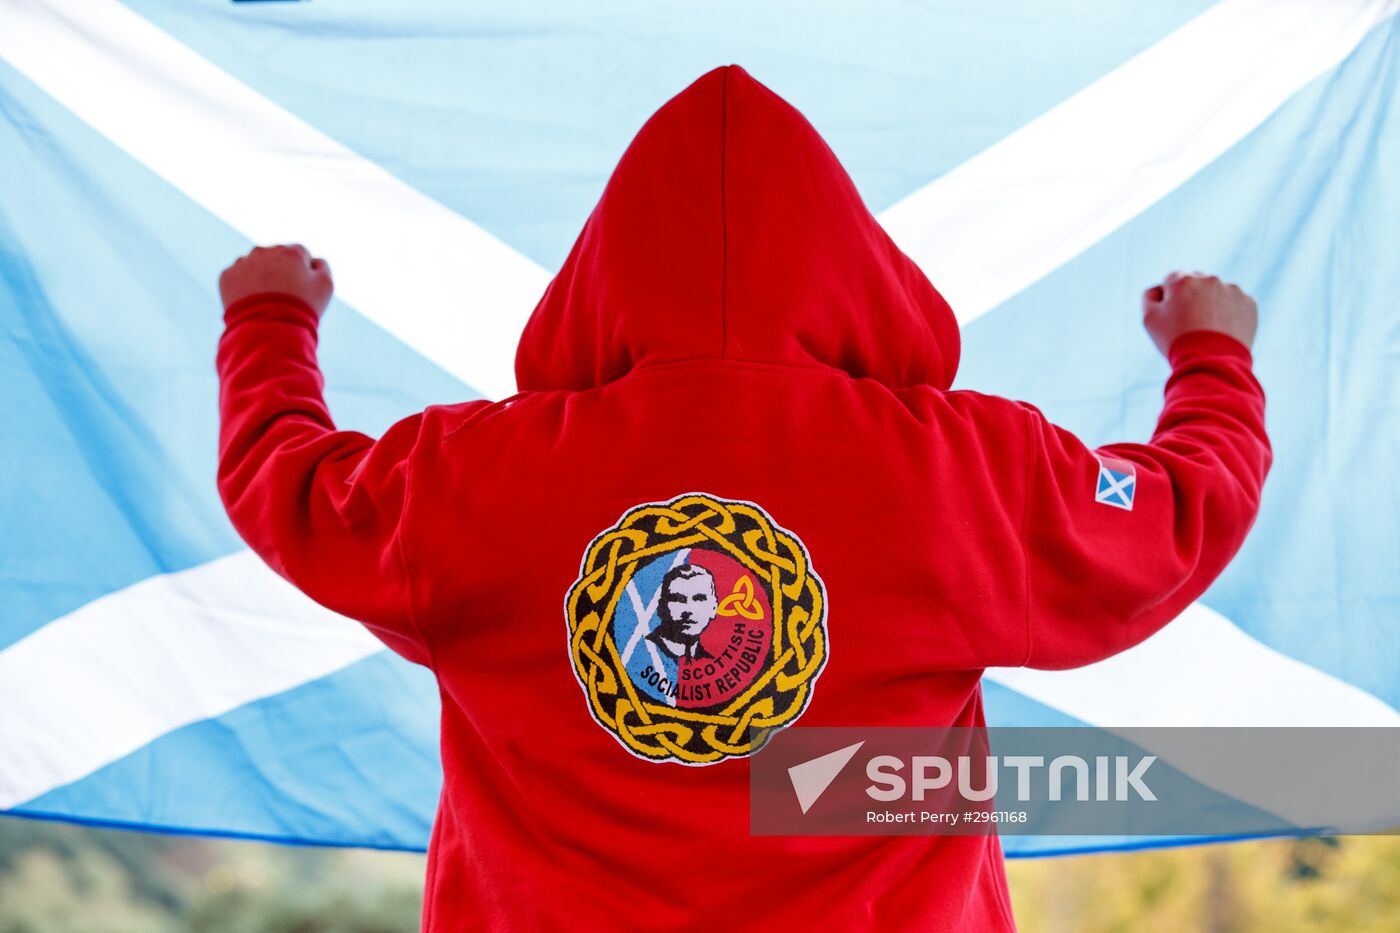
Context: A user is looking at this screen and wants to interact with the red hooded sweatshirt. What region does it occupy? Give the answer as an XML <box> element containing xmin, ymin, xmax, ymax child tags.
<box><xmin>217</xmin><ymin>65</ymin><xmax>1271</xmax><ymax>931</ymax></box>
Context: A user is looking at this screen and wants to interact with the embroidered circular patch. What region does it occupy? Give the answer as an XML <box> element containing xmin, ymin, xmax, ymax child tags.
<box><xmin>565</xmin><ymin>492</ymin><xmax>829</xmax><ymax>766</ymax></box>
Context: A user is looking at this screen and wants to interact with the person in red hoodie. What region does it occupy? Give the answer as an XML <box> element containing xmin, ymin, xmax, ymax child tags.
<box><xmin>216</xmin><ymin>65</ymin><xmax>1269</xmax><ymax>931</ymax></box>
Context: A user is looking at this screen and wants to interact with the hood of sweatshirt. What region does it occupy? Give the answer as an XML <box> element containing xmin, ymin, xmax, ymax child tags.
<box><xmin>514</xmin><ymin>64</ymin><xmax>960</xmax><ymax>393</ymax></box>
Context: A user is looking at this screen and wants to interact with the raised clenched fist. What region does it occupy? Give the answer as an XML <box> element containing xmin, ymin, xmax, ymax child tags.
<box><xmin>1142</xmin><ymin>270</ymin><xmax>1257</xmax><ymax>357</ymax></box>
<box><xmin>219</xmin><ymin>244</ymin><xmax>334</xmax><ymax>319</ymax></box>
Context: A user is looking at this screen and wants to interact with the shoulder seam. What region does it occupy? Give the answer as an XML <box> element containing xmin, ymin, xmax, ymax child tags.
<box><xmin>1018</xmin><ymin>404</ymin><xmax>1036</xmax><ymax>667</ymax></box>
<box><xmin>397</xmin><ymin>425</ymin><xmax>439</xmax><ymax>671</ymax></box>
<box><xmin>441</xmin><ymin>394</ymin><xmax>521</xmax><ymax>444</ymax></box>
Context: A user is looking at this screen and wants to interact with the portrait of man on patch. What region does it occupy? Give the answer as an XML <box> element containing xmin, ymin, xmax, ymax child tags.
<box><xmin>647</xmin><ymin>563</ymin><xmax>719</xmax><ymax>661</ymax></box>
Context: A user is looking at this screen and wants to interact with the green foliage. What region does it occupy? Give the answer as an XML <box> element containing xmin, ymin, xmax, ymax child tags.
<box><xmin>184</xmin><ymin>885</ymin><xmax>422</xmax><ymax>933</ymax></box>
<box><xmin>0</xmin><ymin>819</ymin><xmax>423</xmax><ymax>933</ymax></box>
<box><xmin>1007</xmin><ymin>834</ymin><xmax>1400</xmax><ymax>932</ymax></box>
<box><xmin>1</xmin><ymin>816</ymin><xmax>1396</xmax><ymax>931</ymax></box>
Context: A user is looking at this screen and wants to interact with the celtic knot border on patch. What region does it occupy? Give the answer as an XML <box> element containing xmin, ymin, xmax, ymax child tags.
<box><xmin>564</xmin><ymin>491</ymin><xmax>830</xmax><ymax>766</ymax></box>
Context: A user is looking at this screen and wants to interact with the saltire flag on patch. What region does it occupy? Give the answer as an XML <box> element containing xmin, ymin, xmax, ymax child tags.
<box><xmin>1</xmin><ymin>0</ymin><xmax>1397</xmax><ymax>857</ymax></box>
<box><xmin>1095</xmin><ymin>454</ymin><xmax>1137</xmax><ymax>511</ymax></box>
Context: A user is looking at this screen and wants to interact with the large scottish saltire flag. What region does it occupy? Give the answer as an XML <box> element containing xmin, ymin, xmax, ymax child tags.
<box><xmin>1</xmin><ymin>0</ymin><xmax>1396</xmax><ymax>857</ymax></box>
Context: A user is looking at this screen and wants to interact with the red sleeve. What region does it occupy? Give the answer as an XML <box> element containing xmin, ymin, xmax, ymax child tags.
<box><xmin>1017</xmin><ymin>329</ymin><xmax>1272</xmax><ymax>669</ymax></box>
<box><xmin>215</xmin><ymin>291</ymin><xmax>439</xmax><ymax>668</ymax></box>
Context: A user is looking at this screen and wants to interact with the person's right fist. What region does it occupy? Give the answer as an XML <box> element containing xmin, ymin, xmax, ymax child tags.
<box><xmin>219</xmin><ymin>244</ymin><xmax>334</xmax><ymax>320</ymax></box>
<box><xmin>1142</xmin><ymin>270</ymin><xmax>1257</xmax><ymax>357</ymax></box>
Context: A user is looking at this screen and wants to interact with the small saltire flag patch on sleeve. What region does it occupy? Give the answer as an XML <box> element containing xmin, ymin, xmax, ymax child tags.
<box><xmin>1094</xmin><ymin>454</ymin><xmax>1137</xmax><ymax>510</ymax></box>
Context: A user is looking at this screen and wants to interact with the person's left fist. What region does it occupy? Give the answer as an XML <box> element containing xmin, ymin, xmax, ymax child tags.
<box><xmin>219</xmin><ymin>244</ymin><xmax>333</xmax><ymax>319</ymax></box>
